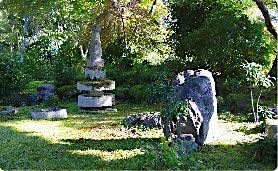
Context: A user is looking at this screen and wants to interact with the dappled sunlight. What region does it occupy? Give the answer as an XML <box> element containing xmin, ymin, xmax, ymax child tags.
<box><xmin>0</xmin><ymin>119</ymin><xmax>163</xmax><ymax>144</ymax></box>
<box><xmin>69</xmin><ymin>148</ymin><xmax>145</xmax><ymax>161</ymax></box>
<box><xmin>210</xmin><ymin>120</ymin><xmax>262</xmax><ymax>145</ymax></box>
<box><xmin>62</xmin><ymin>127</ymin><xmax>163</xmax><ymax>141</ymax></box>
<box><xmin>1</xmin><ymin>120</ymin><xmax>75</xmax><ymax>143</ymax></box>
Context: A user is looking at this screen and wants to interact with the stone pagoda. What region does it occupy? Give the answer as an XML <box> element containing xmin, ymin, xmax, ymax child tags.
<box><xmin>77</xmin><ymin>26</ymin><xmax>115</xmax><ymax>110</ymax></box>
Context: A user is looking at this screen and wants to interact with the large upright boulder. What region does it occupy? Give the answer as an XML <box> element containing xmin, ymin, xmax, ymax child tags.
<box><xmin>170</xmin><ymin>69</ymin><xmax>218</xmax><ymax>145</ymax></box>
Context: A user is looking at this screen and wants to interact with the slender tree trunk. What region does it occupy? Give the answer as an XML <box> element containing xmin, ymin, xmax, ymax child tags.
<box><xmin>113</xmin><ymin>0</ymin><xmax>128</xmax><ymax>57</ymax></box>
<box><xmin>253</xmin><ymin>0</ymin><xmax>277</xmax><ymax>39</ymax></box>
<box><xmin>250</xmin><ymin>90</ymin><xmax>257</xmax><ymax>124</ymax></box>
<box><xmin>79</xmin><ymin>45</ymin><xmax>89</xmax><ymax>61</ymax></box>
<box><xmin>20</xmin><ymin>15</ymin><xmax>31</xmax><ymax>62</ymax></box>
<box><xmin>256</xmin><ymin>89</ymin><xmax>263</xmax><ymax>123</ymax></box>
<box><xmin>9</xmin><ymin>25</ymin><xmax>15</xmax><ymax>53</ymax></box>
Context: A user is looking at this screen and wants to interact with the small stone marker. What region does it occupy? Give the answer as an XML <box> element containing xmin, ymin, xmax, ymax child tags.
<box><xmin>31</xmin><ymin>108</ymin><xmax>67</xmax><ymax>119</ymax></box>
<box><xmin>0</xmin><ymin>107</ymin><xmax>19</xmax><ymax>115</ymax></box>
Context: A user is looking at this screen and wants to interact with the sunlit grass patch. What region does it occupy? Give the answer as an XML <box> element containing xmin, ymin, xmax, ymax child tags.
<box><xmin>70</xmin><ymin>148</ymin><xmax>145</xmax><ymax>161</ymax></box>
<box><xmin>212</xmin><ymin>120</ymin><xmax>262</xmax><ymax>145</ymax></box>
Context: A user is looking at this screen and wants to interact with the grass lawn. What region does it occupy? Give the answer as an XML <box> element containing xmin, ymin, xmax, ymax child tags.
<box><xmin>0</xmin><ymin>101</ymin><xmax>277</xmax><ymax>170</ymax></box>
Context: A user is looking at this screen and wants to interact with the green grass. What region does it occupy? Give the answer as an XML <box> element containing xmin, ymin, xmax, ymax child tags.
<box><xmin>0</xmin><ymin>101</ymin><xmax>276</xmax><ymax>170</ymax></box>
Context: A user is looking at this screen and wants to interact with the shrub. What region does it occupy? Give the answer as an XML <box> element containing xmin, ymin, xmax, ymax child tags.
<box><xmin>129</xmin><ymin>84</ymin><xmax>148</xmax><ymax>102</ymax></box>
<box><xmin>23</xmin><ymin>81</ymin><xmax>47</xmax><ymax>94</ymax></box>
<box><xmin>114</xmin><ymin>87</ymin><xmax>130</xmax><ymax>101</ymax></box>
<box><xmin>251</xmin><ymin>136</ymin><xmax>277</xmax><ymax>164</ymax></box>
<box><xmin>0</xmin><ymin>56</ymin><xmax>29</xmax><ymax>97</ymax></box>
<box><xmin>56</xmin><ymin>84</ymin><xmax>79</xmax><ymax>98</ymax></box>
<box><xmin>43</xmin><ymin>96</ymin><xmax>60</xmax><ymax>108</ymax></box>
<box><xmin>222</xmin><ymin>93</ymin><xmax>250</xmax><ymax>114</ymax></box>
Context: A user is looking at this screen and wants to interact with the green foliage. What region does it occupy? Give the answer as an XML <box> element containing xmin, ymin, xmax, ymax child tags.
<box><xmin>0</xmin><ymin>56</ymin><xmax>29</xmax><ymax>96</ymax></box>
<box><xmin>241</xmin><ymin>61</ymin><xmax>275</xmax><ymax>123</ymax></box>
<box><xmin>241</xmin><ymin>62</ymin><xmax>274</xmax><ymax>88</ymax></box>
<box><xmin>257</xmin><ymin>105</ymin><xmax>275</xmax><ymax>120</ymax></box>
<box><xmin>161</xmin><ymin>100</ymin><xmax>191</xmax><ymax>121</ymax></box>
<box><xmin>221</xmin><ymin>77</ymin><xmax>243</xmax><ymax>93</ymax></box>
<box><xmin>52</xmin><ymin>55</ymin><xmax>83</xmax><ymax>88</ymax></box>
<box><xmin>129</xmin><ymin>84</ymin><xmax>148</xmax><ymax>102</ymax></box>
<box><xmin>56</xmin><ymin>84</ymin><xmax>78</xmax><ymax>97</ymax></box>
<box><xmin>107</xmin><ymin>64</ymin><xmax>174</xmax><ymax>103</ymax></box>
<box><xmin>43</xmin><ymin>96</ymin><xmax>60</xmax><ymax>108</ymax></box>
<box><xmin>23</xmin><ymin>81</ymin><xmax>47</xmax><ymax>94</ymax></box>
<box><xmin>222</xmin><ymin>93</ymin><xmax>250</xmax><ymax>114</ymax></box>
<box><xmin>250</xmin><ymin>136</ymin><xmax>277</xmax><ymax>164</ymax></box>
<box><xmin>170</xmin><ymin>0</ymin><xmax>275</xmax><ymax>82</ymax></box>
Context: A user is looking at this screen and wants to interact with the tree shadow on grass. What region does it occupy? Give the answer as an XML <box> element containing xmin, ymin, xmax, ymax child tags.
<box><xmin>0</xmin><ymin>124</ymin><xmax>276</xmax><ymax>170</ymax></box>
<box><xmin>0</xmin><ymin>125</ymin><xmax>162</xmax><ymax>170</ymax></box>
<box><xmin>62</xmin><ymin>137</ymin><xmax>161</xmax><ymax>151</ymax></box>
<box><xmin>196</xmin><ymin>138</ymin><xmax>277</xmax><ymax>170</ymax></box>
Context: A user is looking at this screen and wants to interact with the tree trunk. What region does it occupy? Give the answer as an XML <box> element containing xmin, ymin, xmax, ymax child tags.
<box><xmin>20</xmin><ymin>15</ymin><xmax>31</xmax><ymax>63</ymax></box>
<box><xmin>79</xmin><ymin>45</ymin><xmax>89</xmax><ymax>61</ymax></box>
<box><xmin>250</xmin><ymin>90</ymin><xmax>257</xmax><ymax>124</ymax></box>
<box><xmin>253</xmin><ymin>0</ymin><xmax>277</xmax><ymax>39</ymax></box>
<box><xmin>112</xmin><ymin>0</ymin><xmax>128</xmax><ymax>57</ymax></box>
<box><xmin>255</xmin><ymin>89</ymin><xmax>263</xmax><ymax>123</ymax></box>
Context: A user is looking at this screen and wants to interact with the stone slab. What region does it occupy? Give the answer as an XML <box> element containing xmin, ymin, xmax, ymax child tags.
<box><xmin>78</xmin><ymin>94</ymin><xmax>115</xmax><ymax>108</ymax></box>
<box><xmin>79</xmin><ymin>108</ymin><xmax>117</xmax><ymax>113</ymax></box>
<box><xmin>31</xmin><ymin>108</ymin><xmax>67</xmax><ymax>119</ymax></box>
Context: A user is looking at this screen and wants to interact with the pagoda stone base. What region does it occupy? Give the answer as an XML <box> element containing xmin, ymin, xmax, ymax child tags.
<box><xmin>77</xmin><ymin>80</ymin><xmax>115</xmax><ymax>91</ymax></box>
<box><xmin>78</xmin><ymin>94</ymin><xmax>115</xmax><ymax>108</ymax></box>
<box><xmin>79</xmin><ymin>107</ymin><xmax>117</xmax><ymax>113</ymax></box>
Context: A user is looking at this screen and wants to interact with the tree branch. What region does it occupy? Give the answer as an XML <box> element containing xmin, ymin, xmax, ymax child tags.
<box><xmin>149</xmin><ymin>0</ymin><xmax>158</xmax><ymax>15</ymax></box>
<box><xmin>253</xmin><ymin>0</ymin><xmax>277</xmax><ymax>39</ymax></box>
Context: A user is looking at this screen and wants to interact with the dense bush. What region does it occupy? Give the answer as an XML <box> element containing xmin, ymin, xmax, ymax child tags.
<box><xmin>251</xmin><ymin>136</ymin><xmax>277</xmax><ymax>164</ymax></box>
<box><xmin>170</xmin><ymin>0</ymin><xmax>276</xmax><ymax>88</ymax></box>
<box><xmin>0</xmin><ymin>56</ymin><xmax>29</xmax><ymax>96</ymax></box>
<box><xmin>108</xmin><ymin>64</ymin><xmax>174</xmax><ymax>103</ymax></box>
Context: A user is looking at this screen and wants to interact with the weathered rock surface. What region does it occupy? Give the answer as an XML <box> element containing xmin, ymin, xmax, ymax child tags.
<box><xmin>37</xmin><ymin>84</ymin><xmax>55</xmax><ymax>101</ymax></box>
<box><xmin>85</xmin><ymin>69</ymin><xmax>106</xmax><ymax>80</ymax></box>
<box><xmin>266</xmin><ymin>119</ymin><xmax>278</xmax><ymax>141</ymax></box>
<box><xmin>0</xmin><ymin>107</ymin><xmax>19</xmax><ymax>115</ymax></box>
<box><xmin>27</xmin><ymin>84</ymin><xmax>57</xmax><ymax>104</ymax></box>
<box><xmin>123</xmin><ymin>112</ymin><xmax>162</xmax><ymax>129</ymax></box>
<box><xmin>87</xmin><ymin>26</ymin><xmax>104</xmax><ymax>68</ymax></box>
<box><xmin>165</xmin><ymin>69</ymin><xmax>218</xmax><ymax>145</ymax></box>
<box><xmin>171</xmin><ymin>134</ymin><xmax>199</xmax><ymax>156</ymax></box>
<box><xmin>28</xmin><ymin>93</ymin><xmax>41</xmax><ymax>105</ymax></box>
